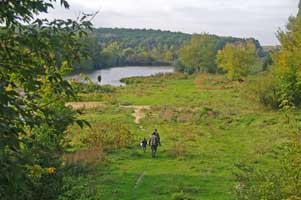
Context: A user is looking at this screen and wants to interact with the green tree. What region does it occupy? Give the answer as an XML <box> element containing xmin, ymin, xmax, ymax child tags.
<box><xmin>179</xmin><ymin>34</ymin><xmax>217</xmax><ymax>73</ymax></box>
<box><xmin>74</xmin><ymin>35</ymin><xmax>102</xmax><ymax>70</ymax></box>
<box><xmin>234</xmin><ymin>2</ymin><xmax>301</xmax><ymax>199</ymax></box>
<box><xmin>122</xmin><ymin>48</ymin><xmax>135</xmax><ymax>65</ymax></box>
<box><xmin>272</xmin><ymin>0</ymin><xmax>301</xmax><ymax>106</ymax></box>
<box><xmin>100</xmin><ymin>42</ymin><xmax>122</xmax><ymax>67</ymax></box>
<box><xmin>262</xmin><ymin>52</ymin><xmax>274</xmax><ymax>71</ymax></box>
<box><xmin>151</xmin><ymin>47</ymin><xmax>162</xmax><ymax>61</ymax></box>
<box><xmin>123</xmin><ymin>48</ymin><xmax>135</xmax><ymax>58</ymax></box>
<box><xmin>137</xmin><ymin>51</ymin><xmax>153</xmax><ymax>65</ymax></box>
<box><xmin>217</xmin><ymin>41</ymin><xmax>257</xmax><ymax>80</ymax></box>
<box><xmin>0</xmin><ymin>1</ymin><xmax>92</xmax><ymax>199</ymax></box>
<box><xmin>163</xmin><ymin>50</ymin><xmax>174</xmax><ymax>62</ymax></box>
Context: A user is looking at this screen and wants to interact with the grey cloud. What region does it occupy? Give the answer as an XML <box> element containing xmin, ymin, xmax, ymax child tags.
<box><xmin>42</xmin><ymin>0</ymin><xmax>300</xmax><ymax>45</ymax></box>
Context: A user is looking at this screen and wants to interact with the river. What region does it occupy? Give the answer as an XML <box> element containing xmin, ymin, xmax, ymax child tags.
<box><xmin>68</xmin><ymin>66</ymin><xmax>175</xmax><ymax>86</ymax></box>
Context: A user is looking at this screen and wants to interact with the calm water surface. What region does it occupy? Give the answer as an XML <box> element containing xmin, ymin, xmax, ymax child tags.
<box><xmin>69</xmin><ymin>66</ymin><xmax>175</xmax><ymax>86</ymax></box>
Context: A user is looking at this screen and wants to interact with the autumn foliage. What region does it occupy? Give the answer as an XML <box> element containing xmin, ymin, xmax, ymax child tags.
<box><xmin>217</xmin><ymin>41</ymin><xmax>257</xmax><ymax>80</ymax></box>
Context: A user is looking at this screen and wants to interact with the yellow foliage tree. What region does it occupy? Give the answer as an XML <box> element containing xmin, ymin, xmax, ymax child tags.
<box><xmin>163</xmin><ymin>50</ymin><xmax>174</xmax><ymax>62</ymax></box>
<box><xmin>217</xmin><ymin>41</ymin><xmax>257</xmax><ymax>80</ymax></box>
<box><xmin>272</xmin><ymin>1</ymin><xmax>301</xmax><ymax>106</ymax></box>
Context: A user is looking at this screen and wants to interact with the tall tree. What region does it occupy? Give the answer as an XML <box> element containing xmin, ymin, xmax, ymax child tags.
<box><xmin>272</xmin><ymin>0</ymin><xmax>301</xmax><ymax>106</ymax></box>
<box><xmin>179</xmin><ymin>34</ymin><xmax>217</xmax><ymax>73</ymax></box>
<box><xmin>0</xmin><ymin>1</ymin><xmax>92</xmax><ymax>199</ymax></box>
<box><xmin>217</xmin><ymin>41</ymin><xmax>257</xmax><ymax>80</ymax></box>
<box><xmin>74</xmin><ymin>35</ymin><xmax>102</xmax><ymax>70</ymax></box>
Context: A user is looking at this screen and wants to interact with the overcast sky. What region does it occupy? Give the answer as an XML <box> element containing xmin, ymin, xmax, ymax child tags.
<box><xmin>45</xmin><ymin>0</ymin><xmax>300</xmax><ymax>45</ymax></box>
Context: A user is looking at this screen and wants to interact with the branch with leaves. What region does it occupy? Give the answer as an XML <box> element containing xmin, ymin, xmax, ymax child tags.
<box><xmin>0</xmin><ymin>1</ymin><xmax>96</xmax><ymax>199</ymax></box>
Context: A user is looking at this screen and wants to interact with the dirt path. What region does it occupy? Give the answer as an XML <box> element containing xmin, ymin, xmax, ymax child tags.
<box><xmin>122</xmin><ymin>106</ymin><xmax>151</xmax><ymax>124</ymax></box>
<box><xmin>67</xmin><ymin>102</ymin><xmax>150</xmax><ymax>124</ymax></box>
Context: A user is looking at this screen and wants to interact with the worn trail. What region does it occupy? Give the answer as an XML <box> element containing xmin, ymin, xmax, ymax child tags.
<box><xmin>132</xmin><ymin>171</ymin><xmax>146</xmax><ymax>199</ymax></box>
<box><xmin>67</xmin><ymin>102</ymin><xmax>151</xmax><ymax>124</ymax></box>
<box><xmin>122</xmin><ymin>106</ymin><xmax>151</xmax><ymax>124</ymax></box>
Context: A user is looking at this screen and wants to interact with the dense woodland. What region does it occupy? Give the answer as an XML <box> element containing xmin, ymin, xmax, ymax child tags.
<box><xmin>75</xmin><ymin>28</ymin><xmax>265</xmax><ymax>73</ymax></box>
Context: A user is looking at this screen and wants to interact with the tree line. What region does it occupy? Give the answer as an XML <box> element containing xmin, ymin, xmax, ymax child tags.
<box><xmin>74</xmin><ymin>28</ymin><xmax>264</xmax><ymax>72</ymax></box>
<box><xmin>74</xmin><ymin>28</ymin><xmax>190</xmax><ymax>70</ymax></box>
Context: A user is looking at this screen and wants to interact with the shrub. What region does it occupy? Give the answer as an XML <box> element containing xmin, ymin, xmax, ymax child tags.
<box><xmin>71</xmin><ymin>81</ymin><xmax>116</xmax><ymax>94</ymax></box>
<box><xmin>247</xmin><ymin>73</ymin><xmax>279</xmax><ymax>109</ymax></box>
<box><xmin>120</xmin><ymin>77</ymin><xmax>143</xmax><ymax>85</ymax></box>
<box><xmin>82</xmin><ymin>122</ymin><xmax>134</xmax><ymax>150</ymax></box>
<box><xmin>233</xmin><ymin>112</ymin><xmax>301</xmax><ymax>200</ymax></box>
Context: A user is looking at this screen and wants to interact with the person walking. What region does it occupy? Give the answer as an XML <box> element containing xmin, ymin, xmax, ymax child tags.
<box><xmin>141</xmin><ymin>138</ymin><xmax>147</xmax><ymax>153</ymax></box>
<box><xmin>153</xmin><ymin>129</ymin><xmax>161</xmax><ymax>146</ymax></box>
<box><xmin>149</xmin><ymin>132</ymin><xmax>158</xmax><ymax>158</ymax></box>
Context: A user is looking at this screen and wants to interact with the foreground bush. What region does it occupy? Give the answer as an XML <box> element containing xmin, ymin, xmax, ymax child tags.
<box><xmin>81</xmin><ymin>122</ymin><xmax>134</xmax><ymax>150</ymax></box>
<box><xmin>247</xmin><ymin>73</ymin><xmax>279</xmax><ymax>109</ymax></box>
<box><xmin>0</xmin><ymin>1</ymin><xmax>94</xmax><ymax>199</ymax></box>
<box><xmin>272</xmin><ymin>2</ymin><xmax>301</xmax><ymax>107</ymax></box>
<box><xmin>234</xmin><ymin>110</ymin><xmax>301</xmax><ymax>200</ymax></box>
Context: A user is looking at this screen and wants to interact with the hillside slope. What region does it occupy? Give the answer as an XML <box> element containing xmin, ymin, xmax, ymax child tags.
<box><xmin>61</xmin><ymin>73</ymin><xmax>291</xmax><ymax>200</ymax></box>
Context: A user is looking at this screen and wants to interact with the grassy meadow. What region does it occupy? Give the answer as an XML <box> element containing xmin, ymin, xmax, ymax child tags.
<box><xmin>62</xmin><ymin>73</ymin><xmax>297</xmax><ymax>200</ymax></box>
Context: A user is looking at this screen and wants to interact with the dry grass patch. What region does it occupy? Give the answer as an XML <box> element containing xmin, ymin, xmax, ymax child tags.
<box><xmin>66</xmin><ymin>102</ymin><xmax>106</xmax><ymax>110</ymax></box>
<box><xmin>154</xmin><ymin>106</ymin><xmax>200</xmax><ymax>123</ymax></box>
<box><xmin>195</xmin><ymin>73</ymin><xmax>243</xmax><ymax>91</ymax></box>
<box><xmin>63</xmin><ymin>147</ymin><xmax>105</xmax><ymax>166</ymax></box>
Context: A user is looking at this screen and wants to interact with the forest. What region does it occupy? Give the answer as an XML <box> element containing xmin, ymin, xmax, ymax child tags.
<box><xmin>75</xmin><ymin>27</ymin><xmax>265</xmax><ymax>73</ymax></box>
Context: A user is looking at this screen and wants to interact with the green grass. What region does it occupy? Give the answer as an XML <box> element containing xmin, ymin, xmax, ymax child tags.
<box><xmin>62</xmin><ymin>73</ymin><xmax>295</xmax><ymax>200</ymax></box>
